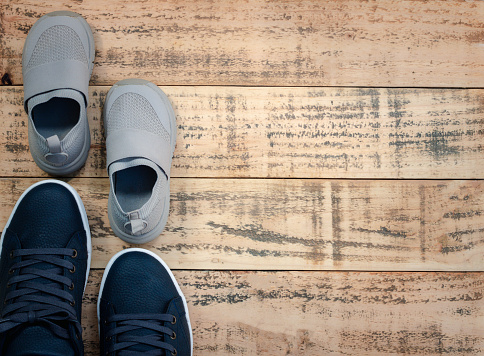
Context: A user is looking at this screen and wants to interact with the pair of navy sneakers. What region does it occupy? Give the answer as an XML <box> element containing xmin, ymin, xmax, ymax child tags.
<box><xmin>0</xmin><ymin>180</ymin><xmax>192</xmax><ymax>355</ymax></box>
<box><xmin>0</xmin><ymin>9</ymin><xmax>192</xmax><ymax>356</ymax></box>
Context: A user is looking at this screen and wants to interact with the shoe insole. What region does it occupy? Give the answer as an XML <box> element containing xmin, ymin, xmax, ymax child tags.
<box><xmin>114</xmin><ymin>165</ymin><xmax>158</xmax><ymax>212</ymax></box>
<box><xmin>32</xmin><ymin>97</ymin><xmax>80</xmax><ymax>140</ymax></box>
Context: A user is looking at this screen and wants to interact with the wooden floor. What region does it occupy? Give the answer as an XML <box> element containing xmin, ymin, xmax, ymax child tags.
<box><xmin>1</xmin><ymin>1</ymin><xmax>483</xmax><ymax>354</ymax></box>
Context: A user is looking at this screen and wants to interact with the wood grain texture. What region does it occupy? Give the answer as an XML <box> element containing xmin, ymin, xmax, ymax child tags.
<box><xmin>1</xmin><ymin>0</ymin><xmax>484</xmax><ymax>87</ymax></box>
<box><xmin>1</xmin><ymin>1</ymin><xmax>483</xmax><ymax>354</ymax></box>
<box><xmin>81</xmin><ymin>270</ymin><xmax>484</xmax><ymax>355</ymax></box>
<box><xmin>1</xmin><ymin>178</ymin><xmax>482</xmax><ymax>271</ymax></box>
<box><xmin>1</xmin><ymin>86</ymin><xmax>484</xmax><ymax>178</ymax></box>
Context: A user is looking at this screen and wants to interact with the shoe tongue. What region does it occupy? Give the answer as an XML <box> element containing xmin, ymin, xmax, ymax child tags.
<box><xmin>27</xmin><ymin>88</ymin><xmax>84</xmax><ymax>113</ymax></box>
<box><xmin>4</xmin><ymin>325</ymin><xmax>75</xmax><ymax>356</ymax></box>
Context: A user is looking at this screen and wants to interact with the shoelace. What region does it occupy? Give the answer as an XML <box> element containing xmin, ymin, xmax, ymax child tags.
<box><xmin>105</xmin><ymin>313</ymin><xmax>178</xmax><ymax>355</ymax></box>
<box><xmin>0</xmin><ymin>248</ymin><xmax>81</xmax><ymax>340</ymax></box>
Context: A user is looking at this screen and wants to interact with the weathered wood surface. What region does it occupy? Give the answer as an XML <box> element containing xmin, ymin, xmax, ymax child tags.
<box><xmin>1</xmin><ymin>86</ymin><xmax>484</xmax><ymax>179</ymax></box>
<box><xmin>1</xmin><ymin>178</ymin><xmax>482</xmax><ymax>271</ymax></box>
<box><xmin>81</xmin><ymin>270</ymin><xmax>484</xmax><ymax>355</ymax></box>
<box><xmin>1</xmin><ymin>0</ymin><xmax>484</xmax><ymax>87</ymax></box>
<box><xmin>2</xmin><ymin>1</ymin><xmax>483</xmax><ymax>354</ymax></box>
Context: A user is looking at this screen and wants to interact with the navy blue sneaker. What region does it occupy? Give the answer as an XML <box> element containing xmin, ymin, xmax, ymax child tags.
<box><xmin>98</xmin><ymin>248</ymin><xmax>193</xmax><ymax>355</ymax></box>
<box><xmin>0</xmin><ymin>180</ymin><xmax>91</xmax><ymax>355</ymax></box>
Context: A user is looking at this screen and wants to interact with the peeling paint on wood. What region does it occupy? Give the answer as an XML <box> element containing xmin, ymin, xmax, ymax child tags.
<box><xmin>0</xmin><ymin>178</ymin><xmax>482</xmax><ymax>271</ymax></box>
<box><xmin>1</xmin><ymin>87</ymin><xmax>483</xmax><ymax>178</ymax></box>
<box><xmin>1</xmin><ymin>2</ymin><xmax>483</xmax><ymax>353</ymax></box>
<box><xmin>82</xmin><ymin>271</ymin><xmax>484</xmax><ymax>355</ymax></box>
<box><xmin>1</xmin><ymin>0</ymin><xmax>483</xmax><ymax>87</ymax></box>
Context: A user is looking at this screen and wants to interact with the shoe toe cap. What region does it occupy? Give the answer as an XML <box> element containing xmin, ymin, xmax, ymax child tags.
<box><xmin>8</xmin><ymin>181</ymin><xmax>85</xmax><ymax>248</ymax></box>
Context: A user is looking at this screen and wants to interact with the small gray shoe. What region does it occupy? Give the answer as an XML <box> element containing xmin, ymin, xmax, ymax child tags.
<box><xmin>104</xmin><ymin>79</ymin><xmax>177</xmax><ymax>244</ymax></box>
<box><xmin>22</xmin><ymin>11</ymin><xmax>94</xmax><ymax>175</ymax></box>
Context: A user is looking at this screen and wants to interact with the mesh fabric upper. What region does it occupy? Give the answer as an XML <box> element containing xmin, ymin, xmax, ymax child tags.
<box><xmin>26</xmin><ymin>25</ymin><xmax>88</xmax><ymax>70</ymax></box>
<box><xmin>106</xmin><ymin>93</ymin><xmax>170</xmax><ymax>142</ymax></box>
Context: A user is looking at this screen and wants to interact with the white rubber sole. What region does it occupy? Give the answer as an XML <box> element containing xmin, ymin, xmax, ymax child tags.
<box><xmin>97</xmin><ymin>248</ymin><xmax>193</xmax><ymax>356</ymax></box>
<box><xmin>0</xmin><ymin>179</ymin><xmax>92</xmax><ymax>292</ymax></box>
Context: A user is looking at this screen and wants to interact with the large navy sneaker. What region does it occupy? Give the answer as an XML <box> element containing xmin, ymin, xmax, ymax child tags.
<box><xmin>0</xmin><ymin>180</ymin><xmax>91</xmax><ymax>355</ymax></box>
<box><xmin>98</xmin><ymin>248</ymin><xmax>193</xmax><ymax>356</ymax></box>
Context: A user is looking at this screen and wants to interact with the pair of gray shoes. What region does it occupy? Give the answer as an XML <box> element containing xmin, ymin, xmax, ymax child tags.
<box><xmin>23</xmin><ymin>11</ymin><xmax>176</xmax><ymax>244</ymax></box>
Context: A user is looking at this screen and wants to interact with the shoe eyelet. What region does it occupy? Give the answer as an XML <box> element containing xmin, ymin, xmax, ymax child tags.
<box><xmin>171</xmin><ymin>315</ymin><xmax>177</xmax><ymax>324</ymax></box>
<box><xmin>69</xmin><ymin>265</ymin><xmax>76</xmax><ymax>274</ymax></box>
<box><xmin>104</xmin><ymin>320</ymin><xmax>108</xmax><ymax>325</ymax></box>
<box><xmin>6</xmin><ymin>282</ymin><xmax>11</xmax><ymax>288</ymax></box>
<box><xmin>72</xmin><ymin>249</ymin><xmax>78</xmax><ymax>258</ymax></box>
<box><xmin>69</xmin><ymin>282</ymin><xmax>75</xmax><ymax>290</ymax></box>
<box><xmin>8</xmin><ymin>269</ymin><xmax>14</xmax><ymax>275</ymax></box>
<box><xmin>105</xmin><ymin>336</ymin><xmax>111</xmax><ymax>341</ymax></box>
<box><xmin>9</xmin><ymin>251</ymin><xmax>14</xmax><ymax>259</ymax></box>
<box><xmin>70</xmin><ymin>301</ymin><xmax>75</xmax><ymax>306</ymax></box>
<box><xmin>171</xmin><ymin>349</ymin><xmax>177</xmax><ymax>356</ymax></box>
<box><xmin>170</xmin><ymin>331</ymin><xmax>176</xmax><ymax>340</ymax></box>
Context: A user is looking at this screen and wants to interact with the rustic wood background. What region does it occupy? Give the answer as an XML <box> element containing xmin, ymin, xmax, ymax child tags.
<box><xmin>1</xmin><ymin>0</ymin><xmax>483</xmax><ymax>355</ymax></box>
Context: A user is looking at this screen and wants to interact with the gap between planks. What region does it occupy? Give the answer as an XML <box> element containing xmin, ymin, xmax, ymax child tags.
<box><xmin>4</xmin><ymin>84</ymin><xmax>484</xmax><ymax>90</ymax></box>
<box><xmin>89</xmin><ymin>268</ymin><xmax>484</xmax><ymax>273</ymax></box>
<box><xmin>2</xmin><ymin>176</ymin><xmax>484</xmax><ymax>181</ymax></box>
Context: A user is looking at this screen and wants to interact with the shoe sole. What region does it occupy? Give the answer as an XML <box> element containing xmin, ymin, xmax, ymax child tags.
<box><xmin>97</xmin><ymin>248</ymin><xmax>193</xmax><ymax>355</ymax></box>
<box><xmin>0</xmin><ymin>179</ymin><xmax>92</xmax><ymax>292</ymax></box>
<box><xmin>24</xmin><ymin>11</ymin><xmax>95</xmax><ymax>176</ymax></box>
<box><xmin>104</xmin><ymin>79</ymin><xmax>177</xmax><ymax>244</ymax></box>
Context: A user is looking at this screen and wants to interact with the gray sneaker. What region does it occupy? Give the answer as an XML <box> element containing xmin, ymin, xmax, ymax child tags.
<box><xmin>104</xmin><ymin>79</ymin><xmax>177</xmax><ymax>244</ymax></box>
<box><xmin>22</xmin><ymin>11</ymin><xmax>94</xmax><ymax>175</ymax></box>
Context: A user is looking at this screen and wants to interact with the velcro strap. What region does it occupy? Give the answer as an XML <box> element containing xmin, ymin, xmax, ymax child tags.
<box><xmin>23</xmin><ymin>60</ymin><xmax>90</xmax><ymax>111</ymax></box>
<box><xmin>106</xmin><ymin>128</ymin><xmax>173</xmax><ymax>176</ymax></box>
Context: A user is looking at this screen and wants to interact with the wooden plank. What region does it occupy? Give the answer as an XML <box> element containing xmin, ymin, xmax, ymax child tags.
<box><xmin>81</xmin><ymin>270</ymin><xmax>484</xmax><ymax>355</ymax></box>
<box><xmin>1</xmin><ymin>86</ymin><xmax>484</xmax><ymax>178</ymax></box>
<box><xmin>1</xmin><ymin>0</ymin><xmax>483</xmax><ymax>87</ymax></box>
<box><xmin>1</xmin><ymin>178</ymin><xmax>482</xmax><ymax>271</ymax></box>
